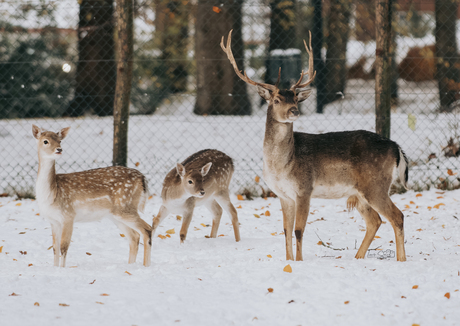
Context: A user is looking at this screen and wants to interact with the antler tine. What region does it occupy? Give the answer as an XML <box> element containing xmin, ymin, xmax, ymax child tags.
<box><xmin>291</xmin><ymin>31</ymin><xmax>317</xmax><ymax>91</ymax></box>
<box><xmin>220</xmin><ymin>30</ymin><xmax>278</xmax><ymax>91</ymax></box>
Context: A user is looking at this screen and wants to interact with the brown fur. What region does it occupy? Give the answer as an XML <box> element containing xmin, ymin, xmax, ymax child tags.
<box><xmin>152</xmin><ymin>149</ymin><xmax>240</xmax><ymax>243</ymax></box>
<box><xmin>32</xmin><ymin>125</ymin><xmax>152</xmax><ymax>267</ymax></box>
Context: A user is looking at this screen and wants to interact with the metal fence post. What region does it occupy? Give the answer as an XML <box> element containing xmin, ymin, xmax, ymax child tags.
<box><xmin>113</xmin><ymin>0</ymin><xmax>134</xmax><ymax>167</ymax></box>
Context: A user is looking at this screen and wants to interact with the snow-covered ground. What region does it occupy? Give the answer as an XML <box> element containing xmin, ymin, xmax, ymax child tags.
<box><xmin>1</xmin><ymin>188</ymin><xmax>459</xmax><ymax>325</ymax></box>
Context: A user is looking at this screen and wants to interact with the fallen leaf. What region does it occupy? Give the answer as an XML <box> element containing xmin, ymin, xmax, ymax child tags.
<box><xmin>89</xmin><ymin>280</ymin><xmax>96</xmax><ymax>284</ymax></box>
<box><xmin>176</xmin><ymin>215</ymin><xmax>182</xmax><ymax>221</ymax></box>
<box><xmin>200</xmin><ymin>223</ymin><xmax>208</xmax><ymax>227</ymax></box>
<box><xmin>86</xmin><ymin>252</ymin><xmax>92</xmax><ymax>255</ymax></box>
<box><xmin>34</xmin><ymin>302</ymin><xmax>40</xmax><ymax>306</ymax></box>
<box><xmin>19</xmin><ymin>232</ymin><xmax>26</xmax><ymax>234</ymax></box>
<box><xmin>336</xmin><ymin>256</ymin><xmax>342</xmax><ymax>259</ymax></box>
<box><xmin>148</xmin><ymin>195</ymin><xmax>153</xmax><ymax>200</ymax></box>
<box><xmin>28</xmin><ymin>263</ymin><xmax>33</xmax><ymax>267</ymax></box>
<box><xmin>0</xmin><ymin>246</ymin><xmax>3</xmax><ymax>253</ymax></box>
<box><xmin>271</xmin><ymin>232</ymin><xmax>277</xmax><ymax>236</ymax></box>
<box><xmin>433</xmin><ymin>203</ymin><xmax>445</xmax><ymax>209</ymax></box>
<box><xmin>375</xmin><ymin>236</ymin><xmax>381</xmax><ymax>238</ymax></box>
<box><xmin>267</xmin><ymin>288</ymin><xmax>274</xmax><ymax>293</ymax></box>
<box><xmin>283</xmin><ymin>264</ymin><xmax>292</xmax><ymax>273</ymax></box>
<box><xmin>254</xmin><ymin>214</ymin><xmax>260</xmax><ymax>218</ymax></box>
<box><xmin>267</xmin><ymin>254</ymin><xmax>272</xmax><ymax>258</ymax></box>
<box><xmin>412</xmin><ymin>285</ymin><xmax>418</xmax><ymax>289</ymax></box>
<box><xmin>158</xmin><ymin>234</ymin><xmax>166</xmax><ymax>239</ymax></box>
<box><xmin>212</xmin><ymin>6</ymin><xmax>221</xmax><ymax>13</ymax></box>
<box><xmin>100</xmin><ymin>293</ymin><xmax>110</xmax><ymax>296</ymax></box>
<box><xmin>447</xmin><ymin>169</ymin><xmax>456</xmax><ymax>176</ymax></box>
<box><xmin>9</xmin><ymin>292</ymin><xmax>19</xmax><ymax>296</ymax></box>
<box><xmin>15</xmin><ymin>203</ymin><xmax>21</xmax><ymax>206</ymax></box>
<box><xmin>237</xmin><ymin>194</ymin><xmax>244</xmax><ymax>201</ymax></box>
<box><xmin>124</xmin><ymin>271</ymin><xmax>132</xmax><ymax>275</ymax></box>
<box><xmin>47</xmin><ymin>246</ymin><xmax>53</xmax><ymax>250</ymax></box>
<box><xmin>218</xmin><ymin>234</ymin><xmax>225</xmax><ymax>237</ymax></box>
<box><xmin>96</xmin><ymin>301</ymin><xmax>104</xmax><ymax>305</ymax></box>
<box><xmin>166</xmin><ymin>229</ymin><xmax>175</xmax><ymax>234</ymax></box>
<box><xmin>59</xmin><ymin>303</ymin><xmax>69</xmax><ymax>307</ymax></box>
<box><xmin>120</xmin><ymin>234</ymin><xmax>125</xmax><ymax>237</ymax></box>
<box><xmin>401</xmin><ymin>296</ymin><xmax>406</xmax><ymax>299</ymax></box>
<box><xmin>444</xmin><ymin>292</ymin><xmax>450</xmax><ymax>299</ymax></box>
<box><xmin>410</xmin><ymin>201</ymin><xmax>415</xmax><ymax>205</ymax></box>
<box><xmin>416</xmin><ymin>193</ymin><xmax>422</xmax><ymax>197</ymax></box>
<box><xmin>236</xmin><ymin>205</ymin><xmax>242</xmax><ymax>209</ymax></box>
<box><xmin>416</xmin><ymin>228</ymin><xmax>423</xmax><ymax>232</ymax></box>
<box><xmin>437</xmin><ymin>196</ymin><xmax>444</xmax><ymax>199</ymax></box>
<box><xmin>265</xmin><ymin>210</ymin><xmax>271</xmax><ymax>216</ymax></box>
<box><xmin>255</xmin><ymin>176</ymin><xmax>260</xmax><ymax>183</ymax></box>
<box><xmin>317</xmin><ymin>241</ymin><xmax>323</xmax><ymax>245</ymax></box>
<box><xmin>344</xmin><ymin>301</ymin><xmax>350</xmax><ymax>304</ymax></box>
<box><xmin>404</xmin><ymin>205</ymin><xmax>410</xmax><ymax>209</ymax></box>
<box><xmin>135</xmin><ymin>162</ymin><xmax>140</xmax><ymax>167</ymax></box>
<box><xmin>166</xmin><ymin>234</ymin><xmax>171</xmax><ymax>238</ymax></box>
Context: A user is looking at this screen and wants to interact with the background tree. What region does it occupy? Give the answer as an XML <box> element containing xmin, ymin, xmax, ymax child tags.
<box><xmin>194</xmin><ymin>0</ymin><xmax>251</xmax><ymax>115</ymax></box>
<box><xmin>435</xmin><ymin>0</ymin><xmax>460</xmax><ymax>112</ymax></box>
<box><xmin>65</xmin><ymin>0</ymin><xmax>116</xmax><ymax>117</ymax></box>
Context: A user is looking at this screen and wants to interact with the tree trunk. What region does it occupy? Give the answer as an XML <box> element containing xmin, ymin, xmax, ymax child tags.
<box><xmin>265</xmin><ymin>0</ymin><xmax>298</xmax><ymax>91</ymax></box>
<box><xmin>323</xmin><ymin>0</ymin><xmax>351</xmax><ymax>106</ymax></box>
<box><xmin>113</xmin><ymin>0</ymin><xmax>133</xmax><ymax>167</ymax></box>
<box><xmin>375</xmin><ymin>0</ymin><xmax>393</xmax><ymax>139</ymax></box>
<box><xmin>194</xmin><ymin>0</ymin><xmax>250</xmax><ymax>115</ymax></box>
<box><xmin>65</xmin><ymin>0</ymin><xmax>116</xmax><ymax>117</ymax></box>
<box><xmin>312</xmin><ymin>0</ymin><xmax>326</xmax><ymax>113</ymax></box>
<box><xmin>155</xmin><ymin>0</ymin><xmax>189</xmax><ymax>93</ymax></box>
<box><xmin>435</xmin><ymin>0</ymin><xmax>459</xmax><ymax>112</ymax></box>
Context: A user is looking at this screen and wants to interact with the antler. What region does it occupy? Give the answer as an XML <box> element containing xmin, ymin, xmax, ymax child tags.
<box><xmin>220</xmin><ymin>30</ymin><xmax>279</xmax><ymax>91</ymax></box>
<box><xmin>290</xmin><ymin>31</ymin><xmax>317</xmax><ymax>91</ymax></box>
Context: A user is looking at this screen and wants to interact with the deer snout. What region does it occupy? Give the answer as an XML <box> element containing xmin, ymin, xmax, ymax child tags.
<box><xmin>199</xmin><ymin>190</ymin><xmax>205</xmax><ymax>196</ymax></box>
<box><xmin>289</xmin><ymin>107</ymin><xmax>300</xmax><ymax>116</ymax></box>
<box><xmin>55</xmin><ymin>148</ymin><xmax>63</xmax><ymax>154</ymax></box>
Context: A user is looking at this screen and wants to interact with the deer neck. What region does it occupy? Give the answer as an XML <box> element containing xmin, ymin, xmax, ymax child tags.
<box><xmin>36</xmin><ymin>155</ymin><xmax>58</xmax><ymax>206</ymax></box>
<box><xmin>263</xmin><ymin>106</ymin><xmax>295</xmax><ymax>168</ymax></box>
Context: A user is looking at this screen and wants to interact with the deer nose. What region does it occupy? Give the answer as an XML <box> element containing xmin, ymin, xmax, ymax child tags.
<box><xmin>289</xmin><ymin>107</ymin><xmax>300</xmax><ymax>116</ymax></box>
<box><xmin>56</xmin><ymin>148</ymin><xmax>62</xmax><ymax>153</ymax></box>
<box><xmin>199</xmin><ymin>190</ymin><xmax>205</xmax><ymax>196</ymax></box>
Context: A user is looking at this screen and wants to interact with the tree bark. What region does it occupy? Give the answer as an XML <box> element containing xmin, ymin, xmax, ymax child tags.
<box><xmin>323</xmin><ymin>0</ymin><xmax>352</xmax><ymax>106</ymax></box>
<box><xmin>155</xmin><ymin>0</ymin><xmax>189</xmax><ymax>93</ymax></box>
<box><xmin>113</xmin><ymin>0</ymin><xmax>133</xmax><ymax>167</ymax></box>
<box><xmin>435</xmin><ymin>0</ymin><xmax>459</xmax><ymax>112</ymax></box>
<box><xmin>65</xmin><ymin>0</ymin><xmax>116</xmax><ymax>117</ymax></box>
<box><xmin>312</xmin><ymin>0</ymin><xmax>326</xmax><ymax>113</ymax></box>
<box><xmin>375</xmin><ymin>0</ymin><xmax>393</xmax><ymax>138</ymax></box>
<box><xmin>194</xmin><ymin>0</ymin><xmax>251</xmax><ymax>115</ymax></box>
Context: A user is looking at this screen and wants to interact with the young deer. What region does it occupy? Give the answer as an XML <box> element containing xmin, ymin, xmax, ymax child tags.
<box><xmin>152</xmin><ymin>149</ymin><xmax>240</xmax><ymax>243</ymax></box>
<box><xmin>221</xmin><ymin>30</ymin><xmax>409</xmax><ymax>262</ymax></box>
<box><xmin>32</xmin><ymin>125</ymin><xmax>152</xmax><ymax>267</ymax></box>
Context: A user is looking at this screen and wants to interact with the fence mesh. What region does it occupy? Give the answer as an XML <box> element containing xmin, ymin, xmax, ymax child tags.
<box><xmin>1</xmin><ymin>0</ymin><xmax>460</xmax><ymax>197</ymax></box>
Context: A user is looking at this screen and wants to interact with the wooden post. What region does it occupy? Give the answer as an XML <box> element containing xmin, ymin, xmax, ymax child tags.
<box><xmin>375</xmin><ymin>0</ymin><xmax>392</xmax><ymax>138</ymax></box>
<box><xmin>113</xmin><ymin>0</ymin><xmax>133</xmax><ymax>167</ymax></box>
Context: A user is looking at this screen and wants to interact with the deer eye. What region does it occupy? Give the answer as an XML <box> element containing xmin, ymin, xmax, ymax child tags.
<box><xmin>43</xmin><ymin>140</ymin><xmax>48</xmax><ymax>145</ymax></box>
<box><xmin>274</xmin><ymin>99</ymin><xmax>279</xmax><ymax>104</ymax></box>
<box><xmin>188</xmin><ymin>180</ymin><xmax>193</xmax><ymax>184</ymax></box>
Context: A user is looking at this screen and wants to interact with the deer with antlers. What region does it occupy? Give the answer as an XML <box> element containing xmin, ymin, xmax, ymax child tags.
<box><xmin>32</xmin><ymin>125</ymin><xmax>152</xmax><ymax>267</ymax></box>
<box><xmin>221</xmin><ymin>30</ymin><xmax>408</xmax><ymax>262</ymax></box>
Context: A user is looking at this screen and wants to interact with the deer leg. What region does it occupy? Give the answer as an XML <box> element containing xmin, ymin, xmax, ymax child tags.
<box><xmin>50</xmin><ymin>222</ymin><xmax>62</xmax><ymax>267</ymax></box>
<box><xmin>179</xmin><ymin>205</ymin><xmax>195</xmax><ymax>243</ymax></box>
<box><xmin>205</xmin><ymin>200</ymin><xmax>223</xmax><ymax>238</ymax></box>
<box><xmin>152</xmin><ymin>205</ymin><xmax>169</xmax><ymax>237</ymax></box>
<box><xmin>60</xmin><ymin>219</ymin><xmax>75</xmax><ymax>268</ymax></box>
<box><xmin>366</xmin><ymin>194</ymin><xmax>406</xmax><ymax>262</ymax></box>
<box><xmin>112</xmin><ymin>219</ymin><xmax>140</xmax><ymax>264</ymax></box>
<box><xmin>114</xmin><ymin>213</ymin><xmax>152</xmax><ymax>267</ymax></box>
<box><xmin>353</xmin><ymin>196</ymin><xmax>382</xmax><ymax>259</ymax></box>
<box><xmin>294</xmin><ymin>195</ymin><xmax>311</xmax><ymax>261</ymax></box>
<box><xmin>280</xmin><ymin>197</ymin><xmax>296</xmax><ymax>261</ymax></box>
<box><xmin>215</xmin><ymin>191</ymin><xmax>240</xmax><ymax>242</ymax></box>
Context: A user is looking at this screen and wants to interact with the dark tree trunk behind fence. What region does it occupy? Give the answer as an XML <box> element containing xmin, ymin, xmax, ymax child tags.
<box><xmin>323</xmin><ymin>0</ymin><xmax>351</xmax><ymax>105</ymax></box>
<box><xmin>155</xmin><ymin>0</ymin><xmax>189</xmax><ymax>93</ymax></box>
<box><xmin>113</xmin><ymin>0</ymin><xmax>133</xmax><ymax>167</ymax></box>
<box><xmin>65</xmin><ymin>0</ymin><xmax>116</xmax><ymax>117</ymax></box>
<box><xmin>312</xmin><ymin>0</ymin><xmax>326</xmax><ymax>114</ymax></box>
<box><xmin>265</xmin><ymin>0</ymin><xmax>297</xmax><ymax>91</ymax></box>
<box><xmin>194</xmin><ymin>0</ymin><xmax>251</xmax><ymax>115</ymax></box>
<box><xmin>435</xmin><ymin>0</ymin><xmax>459</xmax><ymax>112</ymax></box>
<box><xmin>375</xmin><ymin>0</ymin><xmax>393</xmax><ymax>139</ymax></box>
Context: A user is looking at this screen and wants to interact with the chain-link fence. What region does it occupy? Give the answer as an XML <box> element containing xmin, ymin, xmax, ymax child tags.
<box><xmin>1</xmin><ymin>0</ymin><xmax>460</xmax><ymax>197</ymax></box>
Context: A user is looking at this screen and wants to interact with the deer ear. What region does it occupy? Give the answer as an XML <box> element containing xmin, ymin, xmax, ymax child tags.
<box><xmin>201</xmin><ymin>162</ymin><xmax>212</xmax><ymax>176</ymax></box>
<box><xmin>32</xmin><ymin>125</ymin><xmax>42</xmax><ymax>139</ymax></box>
<box><xmin>297</xmin><ymin>89</ymin><xmax>312</xmax><ymax>103</ymax></box>
<box><xmin>256</xmin><ymin>86</ymin><xmax>271</xmax><ymax>101</ymax></box>
<box><xmin>176</xmin><ymin>163</ymin><xmax>186</xmax><ymax>178</ymax></box>
<box><xmin>58</xmin><ymin>127</ymin><xmax>71</xmax><ymax>140</ymax></box>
